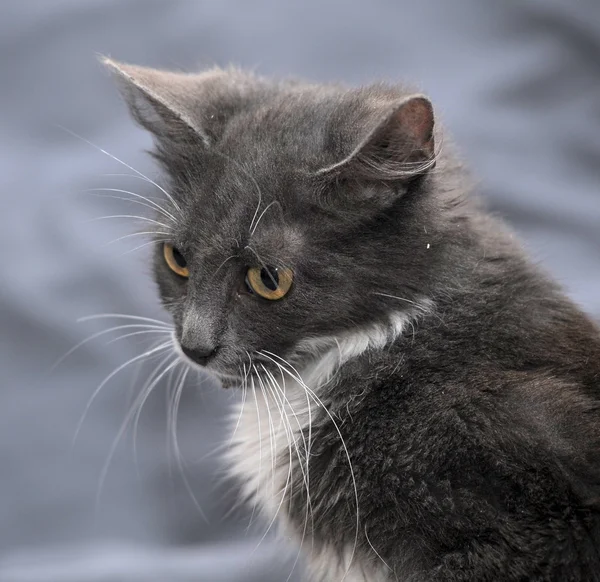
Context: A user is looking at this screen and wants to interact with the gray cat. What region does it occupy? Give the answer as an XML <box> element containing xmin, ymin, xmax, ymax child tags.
<box><xmin>104</xmin><ymin>58</ymin><xmax>600</xmax><ymax>582</ymax></box>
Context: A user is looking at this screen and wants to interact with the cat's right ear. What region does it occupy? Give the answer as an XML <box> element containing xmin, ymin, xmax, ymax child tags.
<box><xmin>101</xmin><ymin>57</ymin><xmax>212</xmax><ymax>146</ymax></box>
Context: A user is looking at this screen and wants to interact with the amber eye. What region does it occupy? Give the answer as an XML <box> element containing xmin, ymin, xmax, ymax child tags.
<box><xmin>163</xmin><ymin>243</ymin><xmax>189</xmax><ymax>278</ymax></box>
<box><xmin>245</xmin><ymin>265</ymin><xmax>293</xmax><ymax>300</ymax></box>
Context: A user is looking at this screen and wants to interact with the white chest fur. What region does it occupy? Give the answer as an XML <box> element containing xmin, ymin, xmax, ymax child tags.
<box><xmin>225</xmin><ymin>310</ymin><xmax>426</xmax><ymax>581</ymax></box>
<box><xmin>226</xmin><ymin>376</ymin><xmax>393</xmax><ymax>582</ymax></box>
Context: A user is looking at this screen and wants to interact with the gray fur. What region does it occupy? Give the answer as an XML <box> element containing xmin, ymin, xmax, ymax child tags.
<box><xmin>107</xmin><ymin>60</ymin><xmax>600</xmax><ymax>581</ymax></box>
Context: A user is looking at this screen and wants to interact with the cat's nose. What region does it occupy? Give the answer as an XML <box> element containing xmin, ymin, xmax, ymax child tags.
<box><xmin>180</xmin><ymin>344</ymin><xmax>218</xmax><ymax>366</ymax></box>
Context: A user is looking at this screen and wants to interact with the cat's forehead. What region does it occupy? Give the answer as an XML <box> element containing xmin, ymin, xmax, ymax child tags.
<box><xmin>174</xmin><ymin>169</ymin><xmax>306</xmax><ymax>264</ymax></box>
<box><xmin>170</xmin><ymin>110</ymin><xmax>321</xmax><ymax>250</ymax></box>
<box><xmin>216</xmin><ymin>85</ymin><xmax>400</xmax><ymax>172</ymax></box>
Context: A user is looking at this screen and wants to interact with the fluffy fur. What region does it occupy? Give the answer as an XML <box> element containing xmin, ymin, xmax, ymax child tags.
<box><xmin>105</xmin><ymin>58</ymin><xmax>600</xmax><ymax>581</ymax></box>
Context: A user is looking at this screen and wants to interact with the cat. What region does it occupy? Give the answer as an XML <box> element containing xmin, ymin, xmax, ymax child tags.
<box><xmin>103</xmin><ymin>57</ymin><xmax>600</xmax><ymax>581</ymax></box>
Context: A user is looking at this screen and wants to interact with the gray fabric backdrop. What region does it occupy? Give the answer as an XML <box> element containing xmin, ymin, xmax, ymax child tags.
<box><xmin>1</xmin><ymin>1</ymin><xmax>599</xmax><ymax>580</ymax></box>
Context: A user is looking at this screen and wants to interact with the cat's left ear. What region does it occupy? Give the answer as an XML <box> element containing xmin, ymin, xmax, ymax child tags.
<box><xmin>318</xmin><ymin>95</ymin><xmax>436</xmax><ymax>183</ymax></box>
<box><xmin>101</xmin><ymin>57</ymin><xmax>212</xmax><ymax>146</ymax></box>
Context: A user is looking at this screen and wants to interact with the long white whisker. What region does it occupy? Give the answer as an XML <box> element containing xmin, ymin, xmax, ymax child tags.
<box><xmin>252</xmin><ymin>365</ymin><xmax>294</xmax><ymax>548</ymax></box>
<box><xmin>210</xmin><ymin>254</ymin><xmax>238</xmax><ymax>279</ymax></box>
<box><xmin>84</xmin><ymin>188</ymin><xmax>178</xmax><ymax>222</ymax></box>
<box><xmin>257</xmin><ymin>366</ymin><xmax>277</xmax><ymax>493</ymax></box>
<box><xmin>119</xmin><ymin>239</ymin><xmax>170</xmax><ymax>256</ymax></box>
<box><xmin>132</xmin><ymin>354</ymin><xmax>176</xmax><ymax>470</ymax></box>
<box><xmin>56</xmin><ymin>125</ymin><xmax>182</xmax><ymax>213</ymax></box>
<box><xmin>166</xmin><ymin>363</ymin><xmax>185</xmax><ymax>478</ymax></box>
<box><xmin>249</xmin><ymin>193</ymin><xmax>262</xmax><ymax>234</ymax></box>
<box><xmin>250</xmin><ymin>200</ymin><xmax>276</xmax><ymax>235</ymax></box>
<box><xmin>72</xmin><ymin>341</ymin><xmax>172</xmax><ymax>446</ymax></box>
<box><xmin>228</xmin><ymin>361</ymin><xmax>249</xmax><ymax>448</ymax></box>
<box><xmin>78</xmin><ymin>314</ymin><xmax>172</xmax><ymax>326</ymax></box>
<box><xmin>244</xmin><ymin>245</ymin><xmax>268</xmax><ymax>270</ymax></box>
<box><xmin>51</xmin><ymin>323</ymin><xmax>170</xmax><ymax>372</ymax></box>
<box><xmin>260</xmin><ymin>363</ymin><xmax>315</xmax><ymax>580</ymax></box>
<box><xmin>260</xmin><ymin>358</ymin><xmax>315</xmax><ymax>537</ymax></box>
<box><xmin>364</xmin><ymin>525</ymin><xmax>395</xmax><ymax>578</ymax></box>
<box><xmin>169</xmin><ymin>366</ymin><xmax>208</xmax><ymax>521</ymax></box>
<box><xmin>104</xmin><ymin>329</ymin><xmax>172</xmax><ymax>345</ymax></box>
<box><xmin>259</xmin><ymin>350</ymin><xmax>360</xmax><ymax>582</ymax></box>
<box><xmin>261</xmin><ymin>364</ymin><xmax>310</xmax><ymax>490</ymax></box>
<box><xmin>247</xmin><ymin>374</ymin><xmax>263</xmax><ymax>530</ymax></box>
<box><xmin>85</xmin><ymin>191</ymin><xmax>167</xmax><ymax>216</ymax></box>
<box><xmin>95</xmin><ymin>355</ymin><xmax>178</xmax><ymax>510</ymax></box>
<box><xmin>85</xmin><ymin>214</ymin><xmax>171</xmax><ymax>229</ymax></box>
<box><xmin>124</xmin><ymin>336</ymin><xmax>168</xmax><ymax>416</ymax></box>
<box><xmin>103</xmin><ymin>231</ymin><xmax>171</xmax><ymax>246</ymax></box>
<box><xmin>101</xmin><ymin>174</ymin><xmax>174</xmax><ymax>198</ymax></box>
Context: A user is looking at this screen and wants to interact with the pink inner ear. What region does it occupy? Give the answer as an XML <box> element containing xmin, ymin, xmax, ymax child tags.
<box><xmin>396</xmin><ymin>97</ymin><xmax>434</xmax><ymax>150</ymax></box>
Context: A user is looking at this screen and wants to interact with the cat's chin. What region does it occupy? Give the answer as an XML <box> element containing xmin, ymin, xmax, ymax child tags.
<box><xmin>178</xmin><ymin>358</ymin><xmax>242</xmax><ymax>389</ymax></box>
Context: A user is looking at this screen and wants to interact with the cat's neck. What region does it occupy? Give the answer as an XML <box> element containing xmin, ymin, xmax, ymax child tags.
<box><xmin>225</xmin><ymin>302</ymin><xmax>432</xmax><ymax>522</ymax></box>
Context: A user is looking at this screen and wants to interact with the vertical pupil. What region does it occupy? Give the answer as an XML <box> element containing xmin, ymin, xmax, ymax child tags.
<box><xmin>172</xmin><ymin>247</ymin><xmax>186</xmax><ymax>268</ymax></box>
<box><xmin>261</xmin><ymin>267</ymin><xmax>279</xmax><ymax>291</ymax></box>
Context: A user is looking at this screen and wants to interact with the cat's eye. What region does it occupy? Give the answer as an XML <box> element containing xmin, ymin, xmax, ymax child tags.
<box><xmin>163</xmin><ymin>243</ymin><xmax>189</xmax><ymax>278</ymax></box>
<box><xmin>245</xmin><ymin>266</ymin><xmax>293</xmax><ymax>300</ymax></box>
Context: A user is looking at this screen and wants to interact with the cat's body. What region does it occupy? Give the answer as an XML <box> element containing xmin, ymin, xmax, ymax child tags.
<box><xmin>104</xmin><ymin>59</ymin><xmax>600</xmax><ymax>581</ymax></box>
<box><xmin>229</xmin><ymin>206</ymin><xmax>600</xmax><ymax>582</ymax></box>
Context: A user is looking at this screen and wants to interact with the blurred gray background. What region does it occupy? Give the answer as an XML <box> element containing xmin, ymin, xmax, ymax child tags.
<box><xmin>1</xmin><ymin>1</ymin><xmax>599</xmax><ymax>581</ymax></box>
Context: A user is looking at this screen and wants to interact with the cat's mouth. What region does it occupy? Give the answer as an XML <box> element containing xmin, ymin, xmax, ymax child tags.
<box><xmin>170</xmin><ymin>331</ymin><xmax>322</xmax><ymax>392</ymax></box>
<box><xmin>172</xmin><ymin>337</ymin><xmax>307</xmax><ymax>390</ymax></box>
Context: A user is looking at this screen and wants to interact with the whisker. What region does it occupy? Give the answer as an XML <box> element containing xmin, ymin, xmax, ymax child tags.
<box><xmin>169</xmin><ymin>366</ymin><xmax>208</xmax><ymax>521</ymax></box>
<box><xmin>119</xmin><ymin>238</ymin><xmax>170</xmax><ymax>256</ymax></box>
<box><xmin>84</xmin><ymin>214</ymin><xmax>171</xmax><ymax>230</ymax></box>
<box><xmin>260</xmin><ymin>363</ymin><xmax>315</xmax><ymax>573</ymax></box>
<box><xmin>364</xmin><ymin>525</ymin><xmax>395</xmax><ymax>578</ymax></box>
<box><xmin>95</xmin><ymin>355</ymin><xmax>178</xmax><ymax>510</ymax></box>
<box><xmin>84</xmin><ymin>191</ymin><xmax>165</xmax><ymax>215</ymax></box>
<box><xmin>51</xmin><ymin>323</ymin><xmax>170</xmax><ymax>372</ymax></box>
<box><xmin>72</xmin><ymin>340</ymin><xmax>172</xmax><ymax>447</ymax></box>
<box><xmin>228</xmin><ymin>359</ymin><xmax>250</xmax><ymax>449</ymax></box>
<box><xmin>243</xmin><ymin>245</ymin><xmax>279</xmax><ymax>289</ymax></box>
<box><xmin>56</xmin><ymin>125</ymin><xmax>182</xmax><ymax>213</ymax></box>
<box><xmin>166</xmin><ymin>364</ymin><xmax>187</xmax><ymax>476</ymax></box>
<box><xmin>104</xmin><ymin>328</ymin><xmax>172</xmax><ymax>345</ymax></box>
<box><xmin>132</xmin><ymin>354</ymin><xmax>176</xmax><ymax>470</ymax></box>
<box><xmin>101</xmin><ymin>174</ymin><xmax>175</xmax><ymax>197</ymax></box>
<box><xmin>260</xmin><ymin>354</ymin><xmax>315</xmax><ymax>523</ymax></box>
<box><xmin>249</xmin><ymin>190</ymin><xmax>262</xmax><ymax>234</ymax></box>
<box><xmin>103</xmin><ymin>231</ymin><xmax>171</xmax><ymax>246</ymax></box>
<box><xmin>165</xmin><ymin>362</ymin><xmax>183</xmax><ymax>478</ymax></box>
<box><xmin>252</xmin><ymin>365</ymin><xmax>294</xmax><ymax>547</ymax></box>
<box><xmin>209</xmin><ymin>254</ymin><xmax>238</xmax><ymax>280</ymax></box>
<box><xmin>247</xmin><ymin>373</ymin><xmax>264</xmax><ymax>530</ymax></box>
<box><xmin>259</xmin><ymin>350</ymin><xmax>360</xmax><ymax>581</ymax></box>
<box><xmin>250</xmin><ymin>200</ymin><xmax>277</xmax><ymax>235</ymax></box>
<box><xmin>78</xmin><ymin>314</ymin><xmax>172</xmax><ymax>326</ymax></box>
<box><xmin>83</xmin><ymin>188</ymin><xmax>178</xmax><ymax>222</ymax></box>
<box><xmin>257</xmin><ymin>366</ymin><xmax>277</xmax><ymax>493</ymax></box>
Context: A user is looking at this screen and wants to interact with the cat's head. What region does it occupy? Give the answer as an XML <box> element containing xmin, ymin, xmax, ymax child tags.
<box><xmin>105</xmin><ymin>58</ymin><xmax>449</xmax><ymax>387</ymax></box>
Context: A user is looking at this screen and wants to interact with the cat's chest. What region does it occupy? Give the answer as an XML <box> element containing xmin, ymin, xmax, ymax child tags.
<box><xmin>226</xmin><ymin>375</ymin><xmax>311</xmax><ymax>524</ymax></box>
<box><xmin>225</xmin><ymin>374</ymin><xmax>394</xmax><ymax>582</ymax></box>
